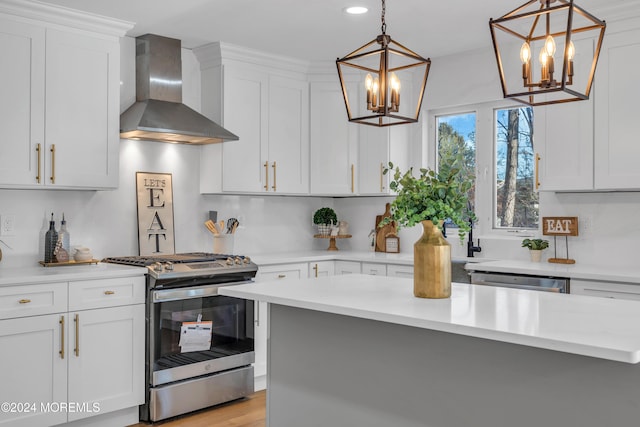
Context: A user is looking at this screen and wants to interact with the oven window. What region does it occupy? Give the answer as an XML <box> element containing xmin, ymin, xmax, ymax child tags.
<box><xmin>152</xmin><ymin>295</ymin><xmax>254</xmax><ymax>370</ymax></box>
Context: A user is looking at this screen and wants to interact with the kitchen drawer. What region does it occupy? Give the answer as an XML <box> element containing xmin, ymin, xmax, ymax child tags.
<box><xmin>387</xmin><ymin>264</ymin><xmax>414</xmax><ymax>278</ymax></box>
<box><xmin>0</xmin><ymin>282</ymin><xmax>67</xmax><ymax>320</ymax></box>
<box><xmin>256</xmin><ymin>263</ymin><xmax>308</xmax><ymax>282</ymax></box>
<box><xmin>570</xmin><ymin>279</ymin><xmax>640</xmax><ymax>301</ymax></box>
<box><xmin>335</xmin><ymin>261</ymin><xmax>361</xmax><ymax>275</ymax></box>
<box><xmin>362</xmin><ymin>263</ymin><xmax>387</xmax><ymax>276</ymax></box>
<box><xmin>69</xmin><ymin>276</ymin><xmax>145</xmax><ymax>311</ymax></box>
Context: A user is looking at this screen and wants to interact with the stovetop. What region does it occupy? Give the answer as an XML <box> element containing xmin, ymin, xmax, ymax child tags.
<box><xmin>102</xmin><ymin>252</ymin><xmax>257</xmax><ymax>281</ymax></box>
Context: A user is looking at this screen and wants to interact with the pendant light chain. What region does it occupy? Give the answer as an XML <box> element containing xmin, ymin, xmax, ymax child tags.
<box><xmin>381</xmin><ymin>0</ymin><xmax>386</xmax><ymax>34</ymax></box>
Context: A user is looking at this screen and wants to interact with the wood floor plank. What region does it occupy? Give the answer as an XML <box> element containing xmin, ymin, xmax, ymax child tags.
<box><xmin>128</xmin><ymin>390</ymin><xmax>266</xmax><ymax>427</ymax></box>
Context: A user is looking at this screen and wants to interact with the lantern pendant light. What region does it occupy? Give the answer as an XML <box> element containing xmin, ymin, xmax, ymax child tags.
<box><xmin>490</xmin><ymin>0</ymin><xmax>606</xmax><ymax>106</ymax></box>
<box><xmin>336</xmin><ymin>0</ymin><xmax>431</xmax><ymax>126</ymax></box>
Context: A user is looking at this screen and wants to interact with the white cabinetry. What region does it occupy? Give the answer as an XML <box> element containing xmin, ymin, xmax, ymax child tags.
<box><xmin>0</xmin><ymin>274</ymin><xmax>145</xmax><ymax>427</ymax></box>
<box><xmin>0</xmin><ymin>7</ymin><xmax>127</xmax><ymax>190</ymax></box>
<box><xmin>571</xmin><ymin>279</ymin><xmax>640</xmax><ymax>301</ymax></box>
<box><xmin>362</xmin><ymin>263</ymin><xmax>387</xmax><ymax>276</ymax></box>
<box><xmin>309</xmin><ymin>261</ymin><xmax>335</xmax><ymax>278</ymax></box>
<box><xmin>387</xmin><ymin>264</ymin><xmax>414</xmax><ymax>278</ymax></box>
<box><xmin>335</xmin><ymin>261</ymin><xmax>361</xmax><ymax>275</ymax></box>
<box><xmin>197</xmin><ymin>43</ymin><xmax>309</xmax><ymax>195</ymax></box>
<box><xmin>594</xmin><ymin>28</ymin><xmax>640</xmax><ymax>190</ymax></box>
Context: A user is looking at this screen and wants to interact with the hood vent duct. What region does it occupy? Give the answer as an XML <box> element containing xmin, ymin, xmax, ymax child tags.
<box><xmin>120</xmin><ymin>34</ymin><xmax>238</xmax><ymax>144</ymax></box>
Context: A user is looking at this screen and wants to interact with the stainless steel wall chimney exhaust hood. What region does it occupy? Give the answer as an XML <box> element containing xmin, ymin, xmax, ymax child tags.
<box><xmin>120</xmin><ymin>34</ymin><xmax>238</xmax><ymax>144</ymax></box>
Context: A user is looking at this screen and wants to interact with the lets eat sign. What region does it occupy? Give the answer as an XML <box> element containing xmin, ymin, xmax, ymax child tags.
<box><xmin>542</xmin><ymin>217</ymin><xmax>578</xmax><ymax>236</ymax></box>
<box><xmin>136</xmin><ymin>172</ymin><xmax>175</xmax><ymax>255</ymax></box>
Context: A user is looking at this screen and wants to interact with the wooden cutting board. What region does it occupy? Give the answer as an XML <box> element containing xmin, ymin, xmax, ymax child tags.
<box><xmin>375</xmin><ymin>203</ymin><xmax>396</xmax><ymax>252</ymax></box>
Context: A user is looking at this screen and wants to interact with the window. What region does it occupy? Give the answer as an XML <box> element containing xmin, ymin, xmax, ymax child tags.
<box><xmin>494</xmin><ymin>107</ymin><xmax>538</xmax><ymax>229</ymax></box>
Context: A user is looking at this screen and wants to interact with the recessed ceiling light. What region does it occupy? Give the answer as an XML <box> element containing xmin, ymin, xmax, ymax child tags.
<box><xmin>344</xmin><ymin>6</ymin><xmax>368</xmax><ymax>15</ymax></box>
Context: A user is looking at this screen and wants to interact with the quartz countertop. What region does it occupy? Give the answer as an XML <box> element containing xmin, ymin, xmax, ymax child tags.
<box><xmin>220</xmin><ymin>274</ymin><xmax>640</xmax><ymax>363</ymax></box>
<box><xmin>0</xmin><ymin>262</ymin><xmax>147</xmax><ymax>286</ymax></box>
<box><xmin>465</xmin><ymin>259</ymin><xmax>640</xmax><ymax>284</ymax></box>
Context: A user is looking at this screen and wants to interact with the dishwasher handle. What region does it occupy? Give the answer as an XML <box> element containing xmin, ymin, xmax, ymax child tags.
<box><xmin>472</xmin><ymin>280</ymin><xmax>561</xmax><ymax>293</ymax></box>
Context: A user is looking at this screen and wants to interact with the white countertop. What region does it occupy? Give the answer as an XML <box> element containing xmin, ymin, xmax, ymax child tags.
<box><xmin>0</xmin><ymin>262</ymin><xmax>147</xmax><ymax>286</ymax></box>
<box><xmin>465</xmin><ymin>259</ymin><xmax>640</xmax><ymax>284</ymax></box>
<box><xmin>220</xmin><ymin>274</ymin><xmax>640</xmax><ymax>364</ymax></box>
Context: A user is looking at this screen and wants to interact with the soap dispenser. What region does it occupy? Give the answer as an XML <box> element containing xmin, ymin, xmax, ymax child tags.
<box><xmin>58</xmin><ymin>213</ymin><xmax>70</xmax><ymax>255</ymax></box>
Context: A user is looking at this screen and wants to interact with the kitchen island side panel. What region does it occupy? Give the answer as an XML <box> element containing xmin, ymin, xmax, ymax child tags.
<box><xmin>267</xmin><ymin>303</ymin><xmax>640</xmax><ymax>427</ymax></box>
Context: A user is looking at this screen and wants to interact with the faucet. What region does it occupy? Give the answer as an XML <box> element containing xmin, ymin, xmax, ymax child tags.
<box><xmin>467</xmin><ymin>218</ymin><xmax>482</xmax><ymax>257</ymax></box>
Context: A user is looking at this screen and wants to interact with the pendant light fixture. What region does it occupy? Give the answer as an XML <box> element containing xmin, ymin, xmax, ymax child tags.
<box><xmin>490</xmin><ymin>0</ymin><xmax>605</xmax><ymax>106</ymax></box>
<box><xmin>336</xmin><ymin>0</ymin><xmax>431</xmax><ymax>126</ymax></box>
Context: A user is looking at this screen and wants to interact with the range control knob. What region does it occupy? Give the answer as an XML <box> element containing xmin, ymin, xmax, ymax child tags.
<box><xmin>151</xmin><ymin>262</ymin><xmax>163</xmax><ymax>272</ymax></box>
<box><xmin>243</xmin><ymin>257</ymin><xmax>251</xmax><ymax>264</ymax></box>
<box><xmin>226</xmin><ymin>258</ymin><xmax>234</xmax><ymax>266</ymax></box>
<box><xmin>164</xmin><ymin>262</ymin><xmax>174</xmax><ymax>271</ymax></box>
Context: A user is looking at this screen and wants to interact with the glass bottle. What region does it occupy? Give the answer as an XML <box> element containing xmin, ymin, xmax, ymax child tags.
<box><xmin>44</xmin><ymin>213</ymin><xmax>58</xmax><ymax>263</ymax></box>
<box><xmin>58</xmin><ymin>213</ymin><xmax>70</xmax><ymax>254</ymax></box>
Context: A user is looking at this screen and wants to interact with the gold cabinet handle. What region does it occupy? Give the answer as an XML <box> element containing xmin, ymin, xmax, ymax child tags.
<box><xmin>535</xmin><ymin>153</ymin><xmax>540</xmax><ymax>190</ymax></box>
<box><xmin>104</xmin><ymin>290</ymin><xmax>115</xmax><ymax>295</ymax></box>
<box><xmin>36</xmin><ymin>143</ymin><xmax>41</xmax><ymax>183</ymax></box>
<box><xmin>50</xmin><ymin>144</ymin><xmax>56</xmax><ymax>184</ymax></box>
<box><xmin>18</xmin><ymin>299</ymin><xmax>32</xmax><ymax>304</ymax></box>
<box><xmin>351</xmin><ymin>164</ymin><xmax>355</xmax><ymax>193</ymax></box>
<box><xmin>380</xmin><ymin>162</ymin><xmax>384</xmax><ymax>192</ymax></box>
<box><xmin>313</xmin><ymin>263</ymin><xmax>318</xmax><ymax>278</ymax></box>
<box><xmin>59</xmin><ymin>315</ymin><xmax>65</xmax><ymax>359</ymax></box>
<box><xmin>264</xmin><ymin>161</ymin><xmax>269</xmax><ymax>191</ymax></box>
<box><xmin>272</xmin><ymin>161</ymin><xmax>277</xmax><ymax>191</ymax></box>
<box><xmin>74</xmin><ymin>314</ymin><xmax>79</xmax><ymax>357</ymax></box>
<box><xmin>277</xmin><ymin>274</ymin><xmax>286</xmax><ymax>279</ymax></box>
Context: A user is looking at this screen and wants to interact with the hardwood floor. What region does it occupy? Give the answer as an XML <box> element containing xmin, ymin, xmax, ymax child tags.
<box><xmin>129</xmin><ymin>390</ymin><xmax>266</xmax><ymax>427</ymax></box>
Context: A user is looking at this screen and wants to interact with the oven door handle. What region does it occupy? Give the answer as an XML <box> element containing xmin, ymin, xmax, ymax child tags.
<box><xmin>152</xmin><ymin>281</ymin><xmax>252</xmax><ymax>303</ymax></box>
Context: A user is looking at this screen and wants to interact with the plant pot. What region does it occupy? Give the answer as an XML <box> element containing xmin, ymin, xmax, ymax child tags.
<box><xmin>413</xmin><ymin>220</ymin><xmax>451</xmax><ymax>298</ymax></box>
<box><xmin>529</xmin><ymin>249</ymin><xmax>543</xmax><ymax>263</ymax></box>
<box><xmin>316</xmin><ymin>224</ymin><xmax>332</xmax><ymax>236</ymax></box>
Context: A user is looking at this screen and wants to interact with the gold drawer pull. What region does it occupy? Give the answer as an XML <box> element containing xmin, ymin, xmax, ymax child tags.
<box><xmin>277</xmin><ymin>274</ymin><xmax>286</xmax><ymax>279</ymax></box>
<box><xmin>36</xmin><ymin>143</ymin><xmax>41</xmax><ymax>183</ymax></box>
<box><xmin>18</xmin><ymin>299</ymin><xmax>32</xmax><ymax>304</ymax></box>
<box><xmin>59</xmin><ymin>315</ymin><xmax>65</xmax><ymax>359</ymax></box>
<box><xmin>74</xmin><ymin>314</ymin><xmax>79</xmax><ymax>357</ymax></box>
<box><xmin>104</xmin><ymin>290</ymin><xmax>115</xmax><ymax>295</ymax></box>
<box><xmin>50</xmin><ymin>144</ymin><xmax>56</xmax><ymax>184</ymax></box>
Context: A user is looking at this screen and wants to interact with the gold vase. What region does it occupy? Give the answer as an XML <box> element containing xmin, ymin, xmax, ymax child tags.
<box><xmin>413</xmin><ymin>220</ymin><xmax>451</xmax><ymax>298</ymax></box>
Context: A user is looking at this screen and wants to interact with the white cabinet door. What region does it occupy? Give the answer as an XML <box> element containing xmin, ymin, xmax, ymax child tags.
<box><xmin>358</xmin><ymin>126</ymin><xmax>390</xmax><ymax>194</ymax></box>
<box><xmin>0</xmin><ymin>18</ymin><xmax>45</xmax><ymax>186</ymax></box>
<box><xmin>67</xmin><ymin>304</ymin><xmax>145</xmax><ymax>421</ymax></box>
<box><xmin>256</xmin><ymin>263</ymin><xmax>308</xmax><ymax>281</ymax></box>
<box><xmin>267</xmin><ymin>75</ymin><xmax>309</xmax><ymax>194</ymax></box>
<box><xmin>571</xmin><ymin>279</ymin><xmax>640</xmax><ymax>301</ymax></box>
<box><xmin>221</xmin><ymin>65</ymin><xmax>268</xmax><ymax>193</ymax></box>
<box><xmin>362</xmin><ymin>263</ymin><xmax>387</xmax><ymax>276</ymax></box>
<box><xmin>594</xmin><ymin>28</ymin><xmax>640</xmax><ymax>190</ymax></box>
<box><xmin>335</xmin><ymin>261</ymin><xmax>361</xmax><ymax>275</ymax></box>
<box><xmin>310</xmin><ymin>81</ymin><xmax>358</xmax><ymax>195</ymax></box>
<box><xmin>45</xmin><ymin>29</ymin><xmax>120</xmax><ymax>189</ymax></box>
<box><xmin>535</xmin><ymin>100</ymin><xmax>594</xmax><ymax>191</ymax></box>
<box><xmin>387</xmin><ymin>264</ymin><xmax>414</xmax><ymax>278</ymax></box>
<box><xmin>309</xmin><ymin>261</ymin><xmax>335</xmax><ymax>278</ymax></box>
<box><xmin>0</xmin><ymin>314</ymin><xmax>67</xmax><ymax>427</ymax></box>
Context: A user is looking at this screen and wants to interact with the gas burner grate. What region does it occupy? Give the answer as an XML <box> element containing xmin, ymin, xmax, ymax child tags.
<box><xmin>102</xmin><ymin>252</ymin><xmax>240</xmax><ymax>267</ymax></box>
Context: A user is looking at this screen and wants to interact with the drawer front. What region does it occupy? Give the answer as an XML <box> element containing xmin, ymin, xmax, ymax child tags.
<box><xmin>69</xmin><ymin>276</ymin><xmax>145</xmax><ymax>310</ymax></box>
<box><xmin>570</xmin><ymin>279</ymin><xmax>640</xmax><ymax>301</ymax></box>
<box><xmin>362</xmin><ymin>263</ymin><xmax>387</xmax><ymax>276</ymax></box>
<box><xmin>387</xmin><ymin>264</ymin><xmax>414</xmax><ymax>278</ymax></box>
<box><xmin>0</xmin><ymin>282</ymin><xmax>67</xmax><ymax>319</ymax></box>
<box><xmin>256</xmin><ymin>263</ymin><xmax>308</xmax><ymax>282</ymax></box>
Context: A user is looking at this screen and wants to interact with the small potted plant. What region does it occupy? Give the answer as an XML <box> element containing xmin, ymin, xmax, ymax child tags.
<box><xmin>313</xmin><ymin>207</ymin><xmax>337</xmax><ymax>236</ymax></box>
<box><xmin>521</xmin><ymin>238</ymin><xmax>549</xmax><ymax>262</ymax></box>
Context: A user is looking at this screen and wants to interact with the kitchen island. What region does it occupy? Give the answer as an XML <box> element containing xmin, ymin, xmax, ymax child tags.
<box><xmin>220</xmin><ymin>274</ymin><xmax>640</xmax><ymax>427</ymax></box>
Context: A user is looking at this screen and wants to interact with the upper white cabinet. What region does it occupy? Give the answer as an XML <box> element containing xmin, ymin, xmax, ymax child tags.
<box><xmin>0</xmin><ymin>4</ymin><xmax>129</xmax><ymax>190</ymax></box>
<box><xmin>594</xmin><ymin>27</ymin><xmax>640</xmax><ymax>190</ymax></box>
<box><xmin>196</xmin><ymin>43</ymin><xmax>309</xmax><ymax>195</ymax></box>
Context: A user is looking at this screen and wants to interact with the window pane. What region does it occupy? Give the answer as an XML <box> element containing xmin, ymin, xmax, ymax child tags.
<box><xmin>436</xmin><ymin>113</ymin><xmax>476</xmax><ymax>223</ymax></box>
<box><xmin>495</xmin><ymin>107</ymin><xmax>538</xmax><ymax>229</ymax></box>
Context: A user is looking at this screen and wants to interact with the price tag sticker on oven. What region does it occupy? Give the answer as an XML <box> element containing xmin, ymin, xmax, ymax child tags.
<box><xmin>178</xmin><ymin>320</ymin><xmax>212</xmax><ymax>353</ymax></box>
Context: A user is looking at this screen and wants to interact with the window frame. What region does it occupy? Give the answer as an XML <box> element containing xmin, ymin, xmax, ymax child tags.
<box><xmin>427</xmin><ymin>99</ymin><xmax>538</xmax><ymax>240</ymax></box>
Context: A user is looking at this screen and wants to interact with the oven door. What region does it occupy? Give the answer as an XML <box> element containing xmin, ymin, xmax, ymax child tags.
<box><xmin>150</xmin><ymin>282</ymin><xmax>255</xmax><ymax>387</ymax></box>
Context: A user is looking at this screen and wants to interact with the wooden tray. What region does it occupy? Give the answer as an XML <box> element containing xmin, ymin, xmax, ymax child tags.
<box><xmin>39</xmin><ymin>259</ymin><xmax>100</xmax><ymax>267</ymax></box>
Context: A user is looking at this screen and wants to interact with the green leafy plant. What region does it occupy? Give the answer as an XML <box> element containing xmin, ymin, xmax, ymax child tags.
<box><xmin>313</xmin><ymin>207</ymin><xmax>337</xmax><ymax>225</ymax></box>
<box><xmin>380</xmin><ymin>151</ymin><xmax>475</xmax><ymax>242</ymax></box>
<box><xmin>521</xmin><ymin>238</ymin><xmax>549</xmax><ymax>250</ymax></box>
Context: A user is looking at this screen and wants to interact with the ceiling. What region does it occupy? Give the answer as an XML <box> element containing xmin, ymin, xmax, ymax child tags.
<box><xmin>36</xmin><ymin>0</ymin><xmax>636</xmax><ymax>61</ymax></box>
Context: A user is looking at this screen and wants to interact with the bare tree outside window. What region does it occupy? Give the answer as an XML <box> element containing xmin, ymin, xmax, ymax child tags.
<box><xmin>495</xmin><ymin>107</ymin><xmax>538</xmax><ymax>229</ymax></box>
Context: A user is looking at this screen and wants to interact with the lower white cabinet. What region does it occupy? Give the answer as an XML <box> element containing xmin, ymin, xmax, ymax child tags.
<box><xmin>309</xmin><ymin>261</ymin><xmax>335</xmax><ymax>278</ymax></box>
<box><xmin>570</xmin><ymin>279</ymin><xmax>640</xmax><ymax>301</ymax></box>
<box><xmin>335</xmin><ymin>261</ymin><xmax>361</xmax><ymax>275</ymax></box>
<box><xmin>0</xmin><ymin>275</ymin><xmax>145</xmax><ymax>427</ymax></box>
<box><xmin>387</xmin><ymin>264</ymin><xmax>414</xmax><ymax>278</ymax></box>
<box><xmin>362</xmin><ymin>263</ymin><xmax>387</xmax><ymax>276</ymax></box>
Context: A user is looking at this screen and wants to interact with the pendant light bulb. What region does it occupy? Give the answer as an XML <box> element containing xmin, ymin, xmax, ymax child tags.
<box><xmin>544</xmin><ymin>35</ymin><xmax>556</xmax><ymax>56</ymax></box>
<box><xmin>390</xmin><ymin>73</ymin><xmax>400</xmax><ymax>91</ymax></box>
<box><xmin>520</xmin><ymin>42</ymin><xmax>531</xmax><ymax>64</ymax></box>
<box><xmin>539</xmin><ymin>49</ymin><xmax>548</xmax><ymax>65</ymax></box>
<box><xmin>566</xmin><ymin>40</ymin><xmax>576</xmax><ymax>60</ymax></box>
<box><xmin>365</xmin><ymin>73</ymin><xmax>373</xmax><ymax>90</ymax></box>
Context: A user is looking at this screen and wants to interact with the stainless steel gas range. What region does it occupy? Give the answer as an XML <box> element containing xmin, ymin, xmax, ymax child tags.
<box><xmin>102</xmin><ymin>252</ymin><xmax>258</xmax><ymax>422</ymax></box>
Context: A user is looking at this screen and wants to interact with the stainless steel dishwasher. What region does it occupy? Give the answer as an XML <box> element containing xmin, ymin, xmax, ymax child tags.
<box><xmin>469</xmin><ymin>271</ymin><xmax>569</xmax><ymax>293</ymax></box>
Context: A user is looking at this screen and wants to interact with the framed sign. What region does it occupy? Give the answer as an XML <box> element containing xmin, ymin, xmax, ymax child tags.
<box><xmin>136</xmin><ymin>172</ymin><xmax>175</xmax><ymax>255</ymax></box>
<box><xmin>542</xmin><ymin>217</ymin><xmax>579</xmax><ymax>236</ymax></box>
